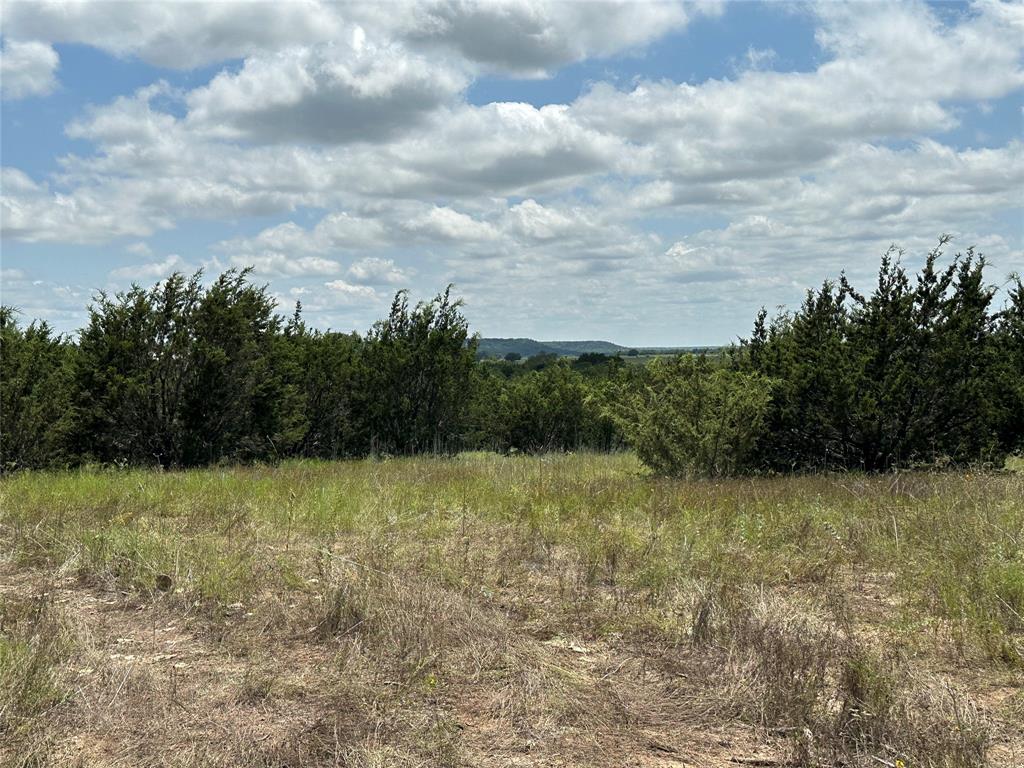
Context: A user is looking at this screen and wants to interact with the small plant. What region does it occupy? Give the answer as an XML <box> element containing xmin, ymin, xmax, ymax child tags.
<box><xmin>0</xmin><ymin>595</ymin><xmax>72</xmax><ymax>741</ymax></box>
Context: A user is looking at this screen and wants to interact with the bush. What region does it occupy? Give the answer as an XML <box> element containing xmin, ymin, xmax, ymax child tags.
<box><xmin>470</xmin><ymin>363</ymin><xmax>619</xmax><ymax>453</ymax></box>
<box><xmin>606</xmin><ymin>355</ymin><xmax>773</xmax><ymax>476</ymax></box>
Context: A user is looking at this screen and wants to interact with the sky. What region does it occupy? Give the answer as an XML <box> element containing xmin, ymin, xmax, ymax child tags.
<box><xmin>1</xmin><ymin>0</ymin><xmax>1022</xmax><ymax>346</ymax></box>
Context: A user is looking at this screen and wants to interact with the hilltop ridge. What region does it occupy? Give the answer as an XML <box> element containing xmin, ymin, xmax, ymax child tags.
<box><xmin>475</xmin><ymin>337</ymin><xmax>709</xmax><ymax>358</ymax></box>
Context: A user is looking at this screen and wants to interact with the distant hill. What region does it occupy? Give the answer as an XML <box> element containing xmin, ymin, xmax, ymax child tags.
<box><xmin>476</xmin><ymin>338</ymin><xmax>626</xmax><ymax>358</ymax></box>
<box><xmin>475</xmin><ymin>337</ymin><xmax>711</xmax><ymax>359</ymax></box>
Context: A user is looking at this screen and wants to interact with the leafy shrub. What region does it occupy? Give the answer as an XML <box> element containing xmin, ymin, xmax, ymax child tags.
<box><xmin>606</xmin><ymin>355</ymin><xmax>773</xmax><ymax>476</ymax></box>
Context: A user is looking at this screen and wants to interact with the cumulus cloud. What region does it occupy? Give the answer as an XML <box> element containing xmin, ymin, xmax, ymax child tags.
<box><xmin>402</xmin><ymin>206</ymin><xmax>500</xmax><ymax>242</ymax></box>
<box><xmin>1</xmin><ymin>0</ymin><xmax>697</xmax><ymax>76</ymax></box>
<box><xmin>225</xmin><ymin>253</ymin><xmax>344</xmax><ymax>278</ymax></box>
<box><xmin>385</xmin><ymin>101</ymin><xmax>632</xmax><ymax>196</ymax></box>
<box><xmin>185</xmin><ymin>39</ymin><xmax>467</xmax><ymax>144</ymax></box>
<box><xmin>214</xmin><ymin>212</ymin><xmax>395</xmax><ymax>269</ymax></box>
<box><xmin>323</xmin><ymin>278</ymin><xmax>378</xmax><ymax>302</ymax></box>
<box><xmin>0</xmin><ymin>40</ymin><xmax>59</xmax><ymax>99</ymax></box>
<box><xmin>507</xmin><ymin>199</ymin><xmax>594</xmax><ymax>241</ymax></box>
<box><xmin>0</xmin><ymin>167</ymin><xmax>159</xmax><ymax>242</ymax></box>
<box><xmin>574</xmin><ymin>5</ymin><xmax>1024</xmax><ymax>187</ymax></box>
<box><xmin>109</xmin><ymin>254</ymin><xmax>188</xmax><ymax>282</ymax></box>
<box><xmin>1</xmin><ymin>1</ymin><xmax>345</xmax><ymax>69</ymax></box>
<box><xmin>402</xmin><ymin>0</ymin><xmax>697</xmax><ymax>75</ymax></box>
<box><xmin>658</xmin><ymin>242</ymin><xmax>746</xmax><ymax>284</ymax></box>
<box><xmin>347</xmin><ymin>257</ymin><xmax>410</xmax><ymax>285</ymax></box>
<box><xmin>2</xmin><ymin>0</ymin><xmax>1021</xmax><ymax>340</ymax></box>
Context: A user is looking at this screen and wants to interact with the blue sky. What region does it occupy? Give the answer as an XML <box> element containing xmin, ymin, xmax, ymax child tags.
<box><xmin>1</xmin><ymin>0</ymin><xmax>1022</xmax><ymax>345</ymax></box>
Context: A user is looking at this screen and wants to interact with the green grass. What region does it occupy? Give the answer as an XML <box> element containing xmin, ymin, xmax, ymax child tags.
<box><xmin>0</xmin><ymin>594</ymin><xmax>73</xmax><ymax>744</ymax></box>
<box><xmin>2</xmin><ymin>454</ymin><xmax>1021</xmax><ymax>658</ymax></box>
<box><xmin>1</xmin><ymin>454</ymin><xmax>1021</xmax><ymax>766</ymax></box>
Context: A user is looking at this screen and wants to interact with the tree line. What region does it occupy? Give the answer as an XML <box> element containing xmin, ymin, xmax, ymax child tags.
<box><xmin>2</xmin><ymin>238</ymin><xmax>1022</xmax><ymax>474</ymax></box>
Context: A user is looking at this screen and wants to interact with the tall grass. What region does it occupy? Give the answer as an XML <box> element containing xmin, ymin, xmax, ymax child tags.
<box><xmin>1</xmin><ymin>454</ymin><xmax>1021</xmax><ymax>765</ymax></box>
<box><xmin>2</xmin><ymin>454</ymin><xmax>1021</xmax><ymax>659</ymax></box>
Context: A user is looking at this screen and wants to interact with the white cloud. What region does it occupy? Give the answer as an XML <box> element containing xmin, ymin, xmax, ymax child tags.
<box><xmin>813</xmin><ymin>0</ymin><xmax>1024</xmax><ymax>102</ymax></box>
<box><xmin>347</xmin><ymin>257</ymin><xmax>410</xmax><ymax>285</ymax></box>
<box><xmin>2</xmin><ymin>0</ymin><xmax>1021</xmax><ymax>340</ymax></box>
<box><xmin>1</xmin><ymin>0</ymin><xmax>700</xmax><ymax>77</ymax></box>
<box><xmin>312</xmin><ymin>212</ymin><xmax>390</xmax><ymax>249</ymax></box>
<box><xmin>185</xmin><ymin>40</ymin><xmax>467</xmax><ymax>144</ymax></box>
<box><xmin>220</xmin><ymin>252</ymin><xmax>343</xmax><ymax>279</ymax></box>
<box><xmin>403</xmin><ymin>206</ymin><xmax>500</xmax><ymax>242</ymax></box>
<box><xmin>215</xmin><ymin>212</ymin><xmax>390</xmax><ymax>262</ymax></box>
<box><xmin>1</xmin><ymin>1</ymin><xmax>345</xmax><ymax>69</ymax></box>
<box><xmin>323</xmin><ymin>278</ymin><xmax>378</xmax><ymax>302</ymax></box>
<box><xmin>125</xmin><ymin>241</ymin><xmax>153</xmax><ymax>257</ymax></box>
<box><xmin>401</xmin><ymin>0</ymin><xmax>699</xmax><ymax>75</ymax></box>
<box><xmin>108</xmin><ymin>254</ymin><xmax>187</xmax><ymax>282</ymax></box>
<box><xmin>383</xmin><ymin>101</ymin><xmax>632</xmax><ymax>197</ymax></box>
<box><xmin>0</xmin><ymin>40</ymin><xmax>59</xmax><ymax>99</ymax></box>
<box><xmin>0</xmin><ymin>167</ymin><xmax>159</xmax><ymax>242</ymax></box>
<box><xmin>507</xmin><ymin>199</ymin><xmax>593</xmax><ymax>241</ymax></box>
<box><xmin>574</xmin><ymin>1</ymin><xmax>1024</xmax><ymax>185</ymax></box>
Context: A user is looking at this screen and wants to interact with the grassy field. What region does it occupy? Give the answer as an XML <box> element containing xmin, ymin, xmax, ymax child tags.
<box><xmin>1</xmin><ymin>453</ymin><xmax>1022</xmax><ymax>767</ymax></box>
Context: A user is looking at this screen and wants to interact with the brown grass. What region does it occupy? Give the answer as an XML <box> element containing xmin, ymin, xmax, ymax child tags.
<box><xmin>0</xmin><ymin>453</ymin><xmax>1021</xmax><ymax>766</ymax></box>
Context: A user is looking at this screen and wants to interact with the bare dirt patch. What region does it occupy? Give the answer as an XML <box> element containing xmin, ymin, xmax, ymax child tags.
<box><xmin>1</xmin><ymin>564</ymin><xmax>785</xmax><ymax>768</ymax></box>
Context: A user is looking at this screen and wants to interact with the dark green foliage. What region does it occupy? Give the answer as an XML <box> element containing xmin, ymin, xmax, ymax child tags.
<box><xmin>71</xmin><ymin>273</ymin><xmax>203</xmax><ymax>466</ymax></box>
<box><xmin>745</xmin><ymin>238</ymin><xmax>1017</xmax><ymax>471</ymax></box>
<box><xmin>522</xmin><ymin>352</ymin><xmax>559</xmax><ymax>371</ymax></box>
<box><xmin>284</xmin><ymin>307</ymin><xmax>363</xmax><ymax>459</ymax></box>
<box><xmin>2</xmin><ymin>276</ymin><xmax>482</xmax><ymax>469</ymax></box>
<box><xmin>748</xmin><ymin>281</ymin><xmax>859</xmax><ymax>469</ymax></box>
<box><xmin>605</xmin><ymin>355</ymin><xmax>773</xmax><ymax>476</ymax></box>
<box><xmin>358</xmin><ymin>286</ymin><xmax>477</xmax><ymax>454</ymax></box>
<box><xmin>1</xmin><ymin>236</ymin><xmax>1020</xmax><ymax>474</ymax></box>
<box><xmin>0</xmin><ymin>309</ymin><xmax>75</xmax><ymax>470</ymax></box>
<box><xmin>69</xmin><ymin>270</ymin><xmax>301</xmax><ymax>467</ymax></box>
<box><xmin>182</xmin><ymin>269</ymin><xmax>301</xmax><ymax>464</ymax></box>
<box><xmin>470</xmin><ymin>362</ymin><xmax>619</xmax><ymax>453</ymax></box>
<box><xmin>573</xmin><ymin>352</ymin><xmax>610</xmax><ymax>367</ymax></box>
<box><xmin>995</xmin><ymin>277</ymin><xmax>1024</xmax><ymax>453</ymax></box>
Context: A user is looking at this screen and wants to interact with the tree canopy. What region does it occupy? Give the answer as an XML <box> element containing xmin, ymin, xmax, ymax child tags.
<box><xmin>1</xmin><ymin>239</ymin><xmax>1021</xmax><ymax>474</ymax></box>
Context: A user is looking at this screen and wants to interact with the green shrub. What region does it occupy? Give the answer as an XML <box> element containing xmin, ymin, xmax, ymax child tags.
<box><xmin>606</xmin><ymin>355</ymin><xmax>772</xmax><ymax>476</ymax></box>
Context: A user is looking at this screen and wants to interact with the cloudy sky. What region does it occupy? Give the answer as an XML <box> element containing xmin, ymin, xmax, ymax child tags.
<box><xmin>1</xmin><ymin>0</ymin><xmax>1022</xmax><ymax>345</ymax></box>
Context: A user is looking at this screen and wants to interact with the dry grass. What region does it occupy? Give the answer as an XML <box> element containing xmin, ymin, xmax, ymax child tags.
<box><xmin>1</xmin><ymin>453</ymin><xmax>1022</xmax><ymax>766</ymax></box>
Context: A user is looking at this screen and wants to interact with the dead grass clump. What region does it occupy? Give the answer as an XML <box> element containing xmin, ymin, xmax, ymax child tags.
<box><xmin>315</xmin><ymin>564</ymin><xmax>508</xmax><ymax>685</ymax></box>
<box><xmin>813</xmin><ymin>651</ymin><xmax>991</xmax><ymax>768</ymax></box>
<box><xmin>0</xmin><ymin>593</ymin><xmax>74</xmax><ymax>750</ymax></box>
<box><xmin>236</xmin><ymin>663</ymin><xmax>278</xmax><ymax>705</ymax></box>
<box><xmin>716</xmin><ymin>589</ymin><xmax>841</xmax><ymax>729</ymax></box>
<box><xmin>314</xmin><ymin>558</ymin><xmax>625</xmax><ymax>755</ymax></box>
<box><xmin>683</xmin><ymin>584</ymin><xmax>990</xmax><ymax>766</ymax></box>
<box><xmin>487</xmin><ymin>642</ymin><xmax>614</xmax><ymax>740</ymax></box>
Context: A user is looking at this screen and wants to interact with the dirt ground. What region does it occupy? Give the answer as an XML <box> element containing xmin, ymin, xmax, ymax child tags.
<box><xmin>3</xmin><ymin>562</ymin><xmax>1022</xmax><ymax>767</ymax></box>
